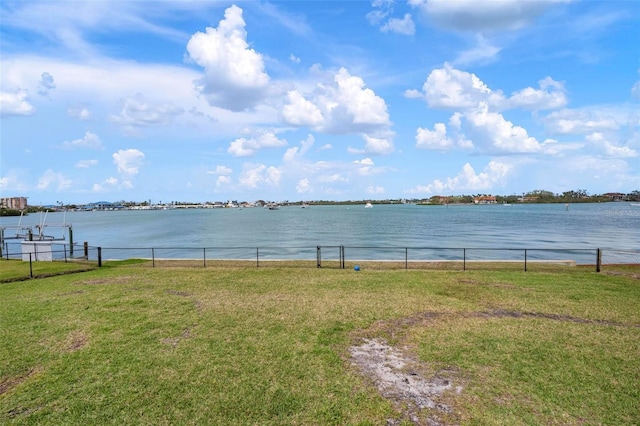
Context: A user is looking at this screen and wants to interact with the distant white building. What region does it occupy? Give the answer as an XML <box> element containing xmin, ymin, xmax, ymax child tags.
<box><xmin>1</xmin><ymin>197</ymin><xmax>28</xmax><ymax>210</ymax></box>
<box><xmin>473</xmin><ymin>196</ymin><xmax>497</xmax><ymax>204</ymax></box>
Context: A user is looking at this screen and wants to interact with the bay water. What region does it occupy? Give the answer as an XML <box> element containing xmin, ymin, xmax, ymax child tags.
<box><xmin>2</xmin><ymin>202</ymin><xmax>638</xmax><ymax>263</ymax></box>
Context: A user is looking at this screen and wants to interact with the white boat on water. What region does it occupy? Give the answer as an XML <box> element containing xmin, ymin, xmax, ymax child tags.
<box><xmin>364</xmin><ymin>202</ymin><xmax>373</xmax><ymax>208</ymax></box>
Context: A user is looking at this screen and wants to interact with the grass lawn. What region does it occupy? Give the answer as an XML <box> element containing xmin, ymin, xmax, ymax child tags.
<box><xmin>1</xmin><ymin>262</ymin><xmax>638</xmax><ymax>425</ymax></box>
<box><xmin>0</xmin><ymin>259</ymin><xmax>97</xmax><ymax>283</ymax></box>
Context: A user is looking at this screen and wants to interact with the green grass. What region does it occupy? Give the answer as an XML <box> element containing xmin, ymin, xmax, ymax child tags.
<box><xmin>0</xmin><ymin>259</ymin><xmax>97</xmax><ymax>282</ymax></box>
<box><xmin>1</xmin><ymin>264</ymin><xmax>638</xmax><ymax>425</ymax></box>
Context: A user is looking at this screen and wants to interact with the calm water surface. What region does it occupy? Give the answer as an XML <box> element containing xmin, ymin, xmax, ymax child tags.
<box><xmin>2</xmin><ymin>203</ymin><xmax>638</xmax><ymax>261</ymax></box>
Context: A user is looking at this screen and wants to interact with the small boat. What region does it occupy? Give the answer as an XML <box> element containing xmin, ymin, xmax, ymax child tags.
<box><xmin>301</xmin><ymin>203</ymin><xmax>309</xmax><ymax>208</ymax></box>
<box><xmin>364</xmin><ymin>202</ymin><xmax>373</xmax><ymax>208</ymax></box>
<box><xmin>267</xmin><ymin>204</ymin><xmax>279</xmax><ymax>210</ymax></box>
<box><xmin>630</xmin><ymin>203</ymin><xmax>640</xmax><ymax>207</ymax></box>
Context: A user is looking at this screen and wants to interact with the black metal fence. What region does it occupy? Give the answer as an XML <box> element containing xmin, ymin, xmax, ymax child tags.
<box><xmin>2</xmin><ymin>241</ymin><xmax>639</xmax><ymax>272</ymax></box>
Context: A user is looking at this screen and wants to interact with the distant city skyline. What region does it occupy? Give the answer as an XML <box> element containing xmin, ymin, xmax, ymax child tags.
<box><xmin>1</xmin><ymin>1</ymin><xmax>639</xmax><ymax>206</ymax></box>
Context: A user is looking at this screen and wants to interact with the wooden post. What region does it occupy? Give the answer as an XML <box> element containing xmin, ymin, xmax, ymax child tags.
<box><xmin>0</xmin><ymin>228</ymin><xmax>3</xmax><ymax>258</ymax></box>
<box><xmin>317</xmin><ymin>246</ymin><xmax>321</xmax><ymax>268</ymax></box>
<box><xmin>596</xmin><ymin>248</ymin><xmax>602</xmax><ymax>272</ymax></box>
<box><xmin>98</xmin><ymin>247</ymin><xmax>102</xmax><ymax>267</ymax></box>
<box><xmin>524</xmin><ymin>249</ymin><xmax>528</xmax><ymax>272</ymax></box>
<box><xmin>83</xmin><ymin>241</ymin><xmax>88</xmax><ymax>259</ymax></box>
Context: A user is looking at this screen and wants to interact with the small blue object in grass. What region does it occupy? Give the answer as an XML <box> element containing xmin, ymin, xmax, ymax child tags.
<box><xmin>354</xmin><ymin>265</ymin><xmax>360</xmax><ymax>271</ymax></box>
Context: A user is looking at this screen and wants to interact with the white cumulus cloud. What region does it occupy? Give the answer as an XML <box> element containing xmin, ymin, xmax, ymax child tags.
<box><xmin>508</xmin><ymin>77</ymin><xmax>567</xmax><ymax>110</ymax></box>
<box><xmin>238</xmin><ymin>163</ymin><xmax>281</xmax><ymax>189</ymax></box>
<box><xmin>228</xmin><ymin>132</ymin><xmax>287</xmax><ymax>157</ymax></box>
<box><xmin>62</xmin><ymin>131</ymin><xmax>103</xmax><ymax>149</ymax></box>
<box><xmin>464</xmin><ymin>102</ymin><xmax>541</xmax><ymax>153</ymax></box>
<box><xmin>283</xmin><ymin>68</ymin><xmax>391</xmax><ymax>133</ymax></box>
<box><xmin>407</xmin><ymin>160</ymin><xmax>512</xmax><ymax>194</ymax></box>
<box><xmin>113</xmin><ymin>149</ymin><xmax>145</xmax><ymax>175</ymax></box>
<box><xmin>416</xmin><ymin>122</ymin><xmax>454</xmax><ymax>150</ymax></box>
<box><xmin>0</xmin><ymin>89</ymin><xmax>35</xmax><ymax>117</ymax></box>
<box><xmin>419</xmin><ymin>63</ymin><xmax>506</xmax><ymax>109</ymax></box>
<box><xmin>186</xmin><ymin>4</ymin><xmax>270</xmax><ymax>111</ymax></box>
<box><xmin>282</xmin><ymin>91</ymin><xmax>324</xmax><ymax>127</ymax></box>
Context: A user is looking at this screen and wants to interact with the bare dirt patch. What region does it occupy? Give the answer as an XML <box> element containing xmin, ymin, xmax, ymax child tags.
<box><xmin>64</xmin><ymin>330</ymin><xmax>88</xmax><ymax>352</ymax></box>
<box><xmin>161</xmin><ymin>327</ymin><xmax>194</xmax><ymax>348</ymax></box>
<box><xmin>348</xmin><ymin>307</ymin><xmax>637</xmax><ymax>424</ymax></box>
<box><xmin>350</xmin><ymin>338</ymin><xmax>461</xmax><ymax>425</ymax></box>
<box><xmin>0</xmin><ymin>368</ymin><xmax>39</xmax><ymax>396</ymax></box>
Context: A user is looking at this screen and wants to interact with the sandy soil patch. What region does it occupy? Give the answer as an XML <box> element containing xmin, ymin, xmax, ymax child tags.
<box><xmin>350</xmin><ymin>338</ymin><xmax>461</xmax><ymax>425</ymax></box>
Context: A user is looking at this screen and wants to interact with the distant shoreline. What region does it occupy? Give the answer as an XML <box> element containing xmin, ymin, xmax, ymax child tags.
<box><xmin>2</xmin><ymin>199</ymin><xmax>639</xmax><ymax>214</ymax></box>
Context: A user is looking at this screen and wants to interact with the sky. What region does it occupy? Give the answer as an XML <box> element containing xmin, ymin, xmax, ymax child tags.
<box><xmin>1</xmin><ymin>0</ymin><xmax>639</xmax><ymax>205</ymax></box>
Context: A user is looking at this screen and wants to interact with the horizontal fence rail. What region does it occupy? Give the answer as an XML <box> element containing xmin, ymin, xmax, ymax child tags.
<box><xmin>3</xmin><ymin>240</ymin><xmax>639</xmax><ymax>273</ymax></box>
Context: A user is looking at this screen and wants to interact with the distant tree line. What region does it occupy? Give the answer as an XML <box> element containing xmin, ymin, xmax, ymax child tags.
<box><xmin>420</xmin><ymin>189</ymin><xmax>639</xmax><ymax>205</ymax></box>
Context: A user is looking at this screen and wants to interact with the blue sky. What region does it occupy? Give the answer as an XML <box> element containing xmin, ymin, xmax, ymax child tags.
<box><xmin>1</xmin><ymin>0</ymin><xmax>638</xmax><ymax>205</ymax></box>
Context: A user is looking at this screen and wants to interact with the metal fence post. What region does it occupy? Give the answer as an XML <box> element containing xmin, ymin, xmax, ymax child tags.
<box><xmin>405</xmin><ymin>247</ymin><xmax>408</xmax><ymax>270</ymax></box>
<box><xmin>98</xmin><ymin>247</ymin><xmax>102</xmax><ymax>267</ymax></box>
<box><xmin>596</xmin><ymin>248</ymin><xmax>601</xmax><ymax>272</ymax></box>
<box><xmin>256</xmin><ymin>247</ymin><xmax>259</xmax><ymax>267</ymax></box>
<box><xmin>29</xmin><ymin>252</ymin><xmax>33</xmax><ymax>278</ymax></box>
<box><xmin>317</xmin><ymin>246</ymin><xmax>321</xmax><ymax>268</ymax></box>
<box><xmin>203</xmin><ymin>248</ymin><xmax>206</xmax><ymax>268</ymax></box>
<box><xmin>152</xmin><ymin>248</ymin><xmax>155</xmax><ymax>268</ymax></box>
<box><xmin>524</xmin><ymin>249</ymin><xmax>528</xmax><ymax>272</ymax></box>
<box><xmin>64</xmin><ymin>244</ymin><xmax>67</xmax><ymax>263</ymax></box>
<box><xmin>463</xmin><ymin>248</ymin><xmax>466</xmax><ymax>271</ymax></box>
